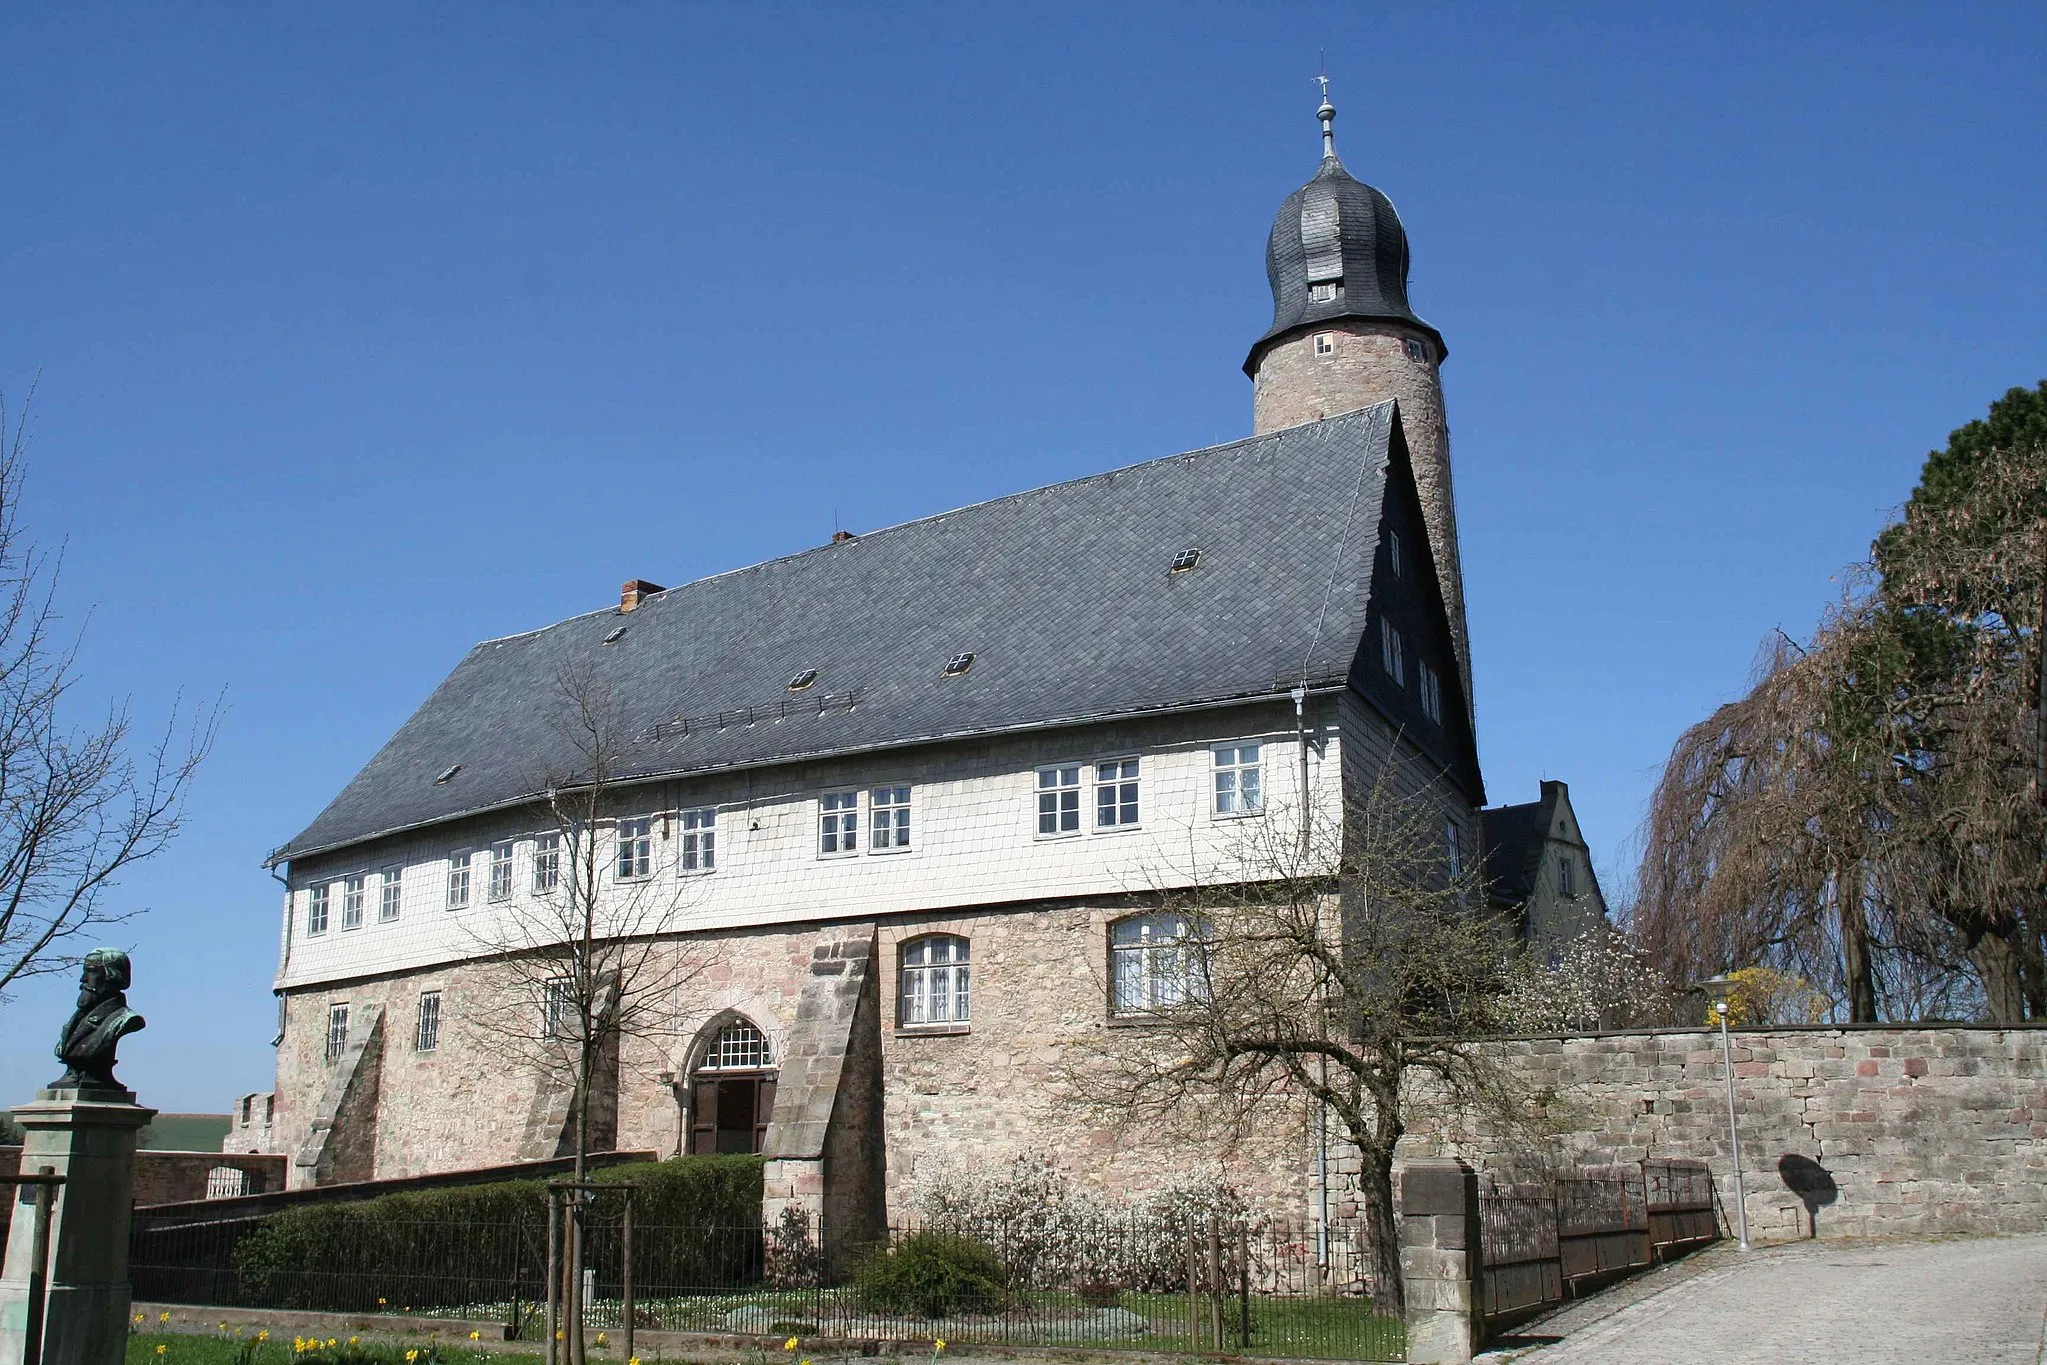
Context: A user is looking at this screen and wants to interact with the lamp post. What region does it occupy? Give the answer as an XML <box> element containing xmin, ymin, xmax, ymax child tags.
<box><xmin>1699</xmin><ymin>976</ymin><xmax>1752</xmax><ymax>1250</ymax></box>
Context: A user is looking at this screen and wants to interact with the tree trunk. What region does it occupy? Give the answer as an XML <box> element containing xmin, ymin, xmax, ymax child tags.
<box><xmin>1356</xmin><ymin>1144</ymin><xmax>1403</xmax><ymax>1318</ymax></box>
<box><xmin>1838</xmin><ymin>872</ymin><xmax>1878</xmax><ymax>1023</ymax></box>
<box><xmin>1970</xmin><ymin>922</ymin><xmax>2028</xmax><ymax>1023</ymax></box>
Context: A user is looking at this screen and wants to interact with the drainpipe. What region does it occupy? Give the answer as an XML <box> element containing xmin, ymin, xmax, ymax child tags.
<box><xmin>1295</xmin><ymin>686</ymin><xmax>1331</xmax><ymax>1273</ymax></box>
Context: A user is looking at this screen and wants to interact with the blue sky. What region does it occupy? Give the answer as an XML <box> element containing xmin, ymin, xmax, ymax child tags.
<box><xmin>1</xmin><ymin>2</ymin><xmax>2041</xmax><ymax>1111</ymax></box>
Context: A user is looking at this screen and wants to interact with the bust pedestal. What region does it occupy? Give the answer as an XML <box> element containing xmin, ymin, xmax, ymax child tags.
<box><xmin>1</xmin><ymin>1087</ymin><xmax>157</xmax><ymax>1365</ymax></box>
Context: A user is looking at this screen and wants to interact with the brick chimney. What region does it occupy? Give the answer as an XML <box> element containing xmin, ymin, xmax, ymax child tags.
<box><xmin>619</xmin><ymin>579</ymin><xmax>664</xmax><ymax>612</ymax></box>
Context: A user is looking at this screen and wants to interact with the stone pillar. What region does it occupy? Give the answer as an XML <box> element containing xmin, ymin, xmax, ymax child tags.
<box><xmin>1397</xmin><ymin>1157</ymin><xmax>1482</xmax><ymax>1365</ymax></box>
<box><xmin>0</xmin><ymin>1087</ymin><xmax>157</xmax><ymax>1365</ymax></box>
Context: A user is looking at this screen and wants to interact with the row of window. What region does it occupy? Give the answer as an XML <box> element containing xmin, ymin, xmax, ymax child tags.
<box><xmin>318</xmin><ymin>913</ymin><xmax>1233</xmax><ymax>1064</ymax></box>
<box><xmin>1379</xmin><ymin>620</ymin><xmax>1445</xmax><ymax>726</ymax></box>
<box><xmin>1307</xmin><ymin>326</ymin><xmax>1433</xmax><ymax>366</ymax></box>
<box><xmin>303</xmin><ymin>745</ymin><xmax>1275</xmax><ymax>937</ymax></box>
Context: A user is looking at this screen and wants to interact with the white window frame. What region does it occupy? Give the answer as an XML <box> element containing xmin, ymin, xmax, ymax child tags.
<box><xmin>532</xmin><ymin>832</ymin><xmax>561</xmax><ymax>893</ymax></box>
<box><xmin>899</xmin><ymin>934</ymin><xmax>970</xmax><ymax>1027</ymax></box>
<box><xmin>1213</xmin><ymin>743</ymin><xmax>1264</xmax><ymax>817</ymax></box>
<box><xmin>446</xmin><ymin>850</ymin><xmax>472</xmax><ymax>910</ymax></box>
<box><xmin>699</xmin><ymin>1018</ymin><xmax>773</xmax><ymax>1072</ymax></box>
<box><xmin>340</xmin><ymin>875</ymin><xmax>365</xmax><ymax>931</ymax></box>
<box><xmin>679</xmin><ymin>808</ymin><xmax>716</xmax><ymax>873</ymax></box>
<box><xmin>1419</xmin><ymin>660</ymin><xmax>1442</xmax><ymax>724</ymax></box>
<box><xmin>1381</xmin><ymin>620</ymin><xmax>1405</xmax><ymax>686</ymax></box>
<box><xmin>415</xmin><ymin>990</ymin><xmax>442</xmax><ymax>1053</ymax></box>
<box><xmin>379</xmin><ymin>867</ymin><xmax>403</xmax><ymax>922</ymax></box>
<box><xmin>1095</xmin><ymin>757</ymin><xmax>1141</xmax><ymax>830</ymax></box>
<box><xmin>870</xmin><ymin>785</ymin><xmax>912</xmax><ymax>853</ymax></box>
<box><xmin>1110</xmin><ymin>913</ymin><xmax>1209</xmax><ymax>1015</ymax></box>
<box><xmin>1308</xmin><ymin>279</ymin><xmax>1339</xmax><ymax>303</ymax></box>
<box><xmin>1036</xmin><ymin>764</ymin><xmax>1082</xmax><ymax>838</ymax></box>
<box><xmin>488</xmin><ymin>840</ymin><xmax>514</xmax><ymax>901</ymax></box>
<box><xmin>615</xmin><ymin>816</ymin><xmax>654</xmax><ymax>881</ymax></box>
<box><xmin>542</xmin><ymin>978</ymin><xmax>575</xmax><ymax>1040</ymax></box>
<box><xmin>819</xmin><ymin>790</ymin><xmax>860</xmax><ymax>857</ymax></box>
<box><xmin>325</xmin><ymin>1002</ymin><xmax>350</xmax><ymax>1061</ymax></box>
<box><xmin>1313</xmin><ymin>332</ymin><xmax>1336</xmax><ymax>357</ymax></box>
<box><xmin>307</xmin><ymin>883</ymin><xmax>331</xmax><ymax>936</ymax></box>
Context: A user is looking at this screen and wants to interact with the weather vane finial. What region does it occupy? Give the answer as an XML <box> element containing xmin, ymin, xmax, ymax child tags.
<box><xmin>1314</xmin><ymin>59</ymin><xmax>1337</xmax><ymax>160</ymax></box>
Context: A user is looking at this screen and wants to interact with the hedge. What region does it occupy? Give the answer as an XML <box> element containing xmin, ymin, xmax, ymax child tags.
<box><xmin>226</xmin><ymin>1156</ymin><xmax>764</xmax><ymax>1312</ymax></box>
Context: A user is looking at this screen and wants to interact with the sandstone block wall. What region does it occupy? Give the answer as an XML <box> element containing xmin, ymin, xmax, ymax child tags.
<box><xmin>1402</xmin><ymin>1026</ymin><xmax>2047</xmax><ymax>1243</ymax></box>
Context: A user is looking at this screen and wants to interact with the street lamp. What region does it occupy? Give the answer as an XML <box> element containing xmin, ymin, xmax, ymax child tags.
<box><xmin>1698</xmin><ymin>975</ymin><xmax>1752</xmax><ymax>1250</ymax></box>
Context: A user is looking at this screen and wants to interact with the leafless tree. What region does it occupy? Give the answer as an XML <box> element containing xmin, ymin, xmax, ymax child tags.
<box><xmin>1634</xmin><ymin>441</ymin><xmax>2045</xmax><ymax>1022</ymax></box>
<box><xmin>456</xmin><ymin>649</ymin><xmax>707</xmax><ymax>1365</ymax></box>
<box><xmin>1066</xmin><ymin>760</ymin><xmax>1527</xmax><ymax>1317</ymax></box>
<box><xmin>0</xmin><ymin>389</ymin><xmax>216</xmax><ymax>1001</ymax></box>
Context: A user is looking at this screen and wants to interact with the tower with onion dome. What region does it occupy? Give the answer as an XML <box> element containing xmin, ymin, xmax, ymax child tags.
<box><xmin>1245</xmin><ymin>88</ymin><xmax>1472</xmax><ymax>715</ymax></box>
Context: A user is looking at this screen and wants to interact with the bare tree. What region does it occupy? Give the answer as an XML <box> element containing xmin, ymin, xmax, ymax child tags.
<box><xmin>1067</xmin><ymin>760</ymin><xmax>1523</xmax><ymax>1316</ymax></box>
<box><xmin>0</xmin><ymin>390</ymin><xmax>215</xmax><ymax>1001</ymax></box>
<box><xmin>456</xmin><ymin>650</ymin><xmax>707</xmax><ymax>1365</ymax></box>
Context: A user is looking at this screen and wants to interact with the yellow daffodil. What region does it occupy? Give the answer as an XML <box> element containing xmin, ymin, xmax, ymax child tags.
<box><xmin>555</xmin><ymin>1332</ymin><xmax>565</xmax><ymax>1342</ymax></box>
<box><xmin>328</xmin><ymin>1339</ymin><xmax>339</xmax><ymax>1348</ymax></box>
<box><xmin>934</xmin><ymin>1341</ymin><xmax>946</xmax><ymax>1353</ymax></box>
<box><xmin>596</xmin><ymin>1334</ymin><xmax>609</xmax><ymax>1347</ymax></box>
<box><xmin>161</xmin><ymin>1313</ymin><xmax>173</xmax><ymax>1325</ymax></box>
<box><xmin>294</xmin><ymin>1339</ymin><xmax>306</xmax><ymax>1351</ymax></box>
<box><xmin>784</xmin><ymin>1338</ymin><xmax>799</xmax><ymax>1352</ymax></box>
<box><xmin>405</xmin><ymin>1352</ymin><xmax>418</xmax><ymax>1363</ymax></box>
<box><xmin>220</xmin><ymin>1324</ymin><xmax>229</xmax><ymax>1332</ymax></box>
<box><xmin>630</xmin><ymin>1357</ymin><xmax>642</xmax><ymax>1365</ymax></box>
<box><xmin>469</xmin><ymin>1331</ymin><xmax>482</xmax><ymax>1342</ymax></box>
<box><xmin>259</xmin><ymin>1332</ymin><xmax>271</xmax><ymax>1342</ymax></box>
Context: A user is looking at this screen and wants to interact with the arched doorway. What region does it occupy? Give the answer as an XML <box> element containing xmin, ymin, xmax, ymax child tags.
<box><xmin>687</xmin><ymin>1017</ymin><xmax>777</xmax><ymax>1155</ymax></box>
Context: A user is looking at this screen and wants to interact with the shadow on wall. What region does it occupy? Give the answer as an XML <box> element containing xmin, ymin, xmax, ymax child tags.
<box><xmin>1778</xmin><ymin>1153</ymin><xmax>1839</xmax><ymax>1238</ymax></box>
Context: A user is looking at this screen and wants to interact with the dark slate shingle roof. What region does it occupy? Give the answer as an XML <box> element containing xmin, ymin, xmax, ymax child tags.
<box><xmin>276</xmin><ymin>405</ymin><xmax>1399</xmax><ymax>864</ymax></box>
<box><xmin>1481</xmin><ymin>798</ymin><xmax>1549</xmax><ymax>908</ymax></box>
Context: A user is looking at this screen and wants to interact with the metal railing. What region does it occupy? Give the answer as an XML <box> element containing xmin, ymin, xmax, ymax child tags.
<box><xmin>1479</xmin><ymin>1159</ymin><xmax>1718</xmax><ymax>1325</ymax></box>
<box><xmin>131</xmin><ymin>1207</ymin><xmax>1405</xmax><ymax>1361</ymax></box>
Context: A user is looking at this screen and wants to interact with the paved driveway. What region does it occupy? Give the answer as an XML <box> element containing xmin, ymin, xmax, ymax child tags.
<box><xmin>1496</xmin><ymin>1234</ymin><xmax>2047</xmax><ymax>1365</ymax></box>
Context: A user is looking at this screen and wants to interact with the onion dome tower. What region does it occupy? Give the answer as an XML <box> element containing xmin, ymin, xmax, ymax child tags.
<box><xmin>1245</xmin><ymin>87</ymin><xmax>1472</xmax><ymax>715</ymax></box>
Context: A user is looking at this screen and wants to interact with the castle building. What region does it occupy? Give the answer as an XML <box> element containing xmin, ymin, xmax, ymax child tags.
<box><xmin>253</xmin><ymin>96</ymin><xmax>1562</xmax><ymax>1239</ymax></box>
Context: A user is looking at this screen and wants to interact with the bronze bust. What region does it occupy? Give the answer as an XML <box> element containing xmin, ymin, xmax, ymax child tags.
<box><xmin>53</xmin><ymin>948</ymin><xmax>146</xmax><ymax>1092</ymax></box>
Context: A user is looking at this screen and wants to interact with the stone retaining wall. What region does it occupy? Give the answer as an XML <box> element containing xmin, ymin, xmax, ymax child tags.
<box><xmin>1402</xmin><ymin>1025</ymin><xmax>2047</xmax><ymax>1243</ymax></box>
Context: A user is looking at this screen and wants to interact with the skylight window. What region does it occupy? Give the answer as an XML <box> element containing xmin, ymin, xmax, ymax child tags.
<box><xmin>788</xmin><ymin>669</ymin><xmax>819</xmax><ymax>691</ymax></box>
<box><xmin>433</xmin><ymin>764</ymin><xmax>462</xmax><ymax>785</ymax></box>
<box><xmin>1170</xmin><ymin>548</ymin><xmax>1202</xmax><ymax>573</ymax></box>
<box><xmin>942</xmin><ymin>652</ymin><xmax>976</xmax><ymax>677</ymax></box>
<box><xmin>602</xmin><ymin>624</ymin><xmax>628</xmax><ymax>644</ymax></box>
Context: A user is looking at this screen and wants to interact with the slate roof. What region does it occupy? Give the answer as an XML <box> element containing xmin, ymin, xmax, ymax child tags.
<box><xmin>1481</xmin><ymin>798</ymin><xmax>1548</xmax><ymax>908</ymax></box>
<box><xmin>275</xmin><ymin>405</ymin><xmax>1403</xmax><ymax>865</ymax></box>
<box><xmin>1245</xmin><ymin>153</ymin><xmax>1444</xmax><ymax>376</ymax></box>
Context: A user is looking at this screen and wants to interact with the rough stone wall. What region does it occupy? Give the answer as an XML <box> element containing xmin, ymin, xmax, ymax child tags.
<box><xmin>1252</xmin><ymin>321</ymin><xmax>1469</xmax><ymax>716</ymax></box>
<box><xmin>1400</xmin><ymin>1026</ymin><xmax>2047</xmax><ymax>1242</ymax></box>
<box><xmin>129</xmin><ymin>1152</ymin><xmax>288</xmax><ymax>1204</ymax></box>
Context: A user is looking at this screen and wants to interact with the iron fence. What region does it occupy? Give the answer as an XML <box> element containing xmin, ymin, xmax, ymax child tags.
<box><xmin>130</xmin><ymin>1208</ymin><xmax>1403</xmax><ymax>1361</ymax></box>
<box><xmin>1479</xmin><ymin>1159</ymin><xmax>1719</xmax><ymax>1326</ymax></box>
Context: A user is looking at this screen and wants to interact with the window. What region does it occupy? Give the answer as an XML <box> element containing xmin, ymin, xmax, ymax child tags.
<box><xmin>489</xmin><ymin>840</ymin><xmax>514</xmax><ymax>901</ymax></box>
<box><xmin>415</xmin><ymin>991</ymin><xmax>442</xmax><ymax>1053</ymax></box>
<box><xmin>1387</xmin><ymin>528</ymin><xmax>1403</xmax><ymax>578</ymax></box>
<box><xmin>542</xmin><ymin>978</ymin><xmax>574</xmax><ymax>1039</ymax></box>
<box><xmin>446</xmin><ymin>851</ymin><xmax>472</xmax><ymax>910</ymax></box>
<box><xmin>1313</xmin><ymin>332</ymin><xmax>1336</xmax><ymax>357</ymax></box>
<box><xmin>1404</xmin><ymin>337</ymin><xmax>1428</xmax><ymax>362</ymax></box>
<box><xmin>1419</xmin><ymin>661</ymin><xmax>1442</xmax><ymax>724</ymax></box>
<box><xmin>819</xmin><ymin>791</ymin><xmax>859</xmax><ymax>855</ymax></box>
<box><xmin>533</xmin><ymin>832</ymin><xmax>561</xmax><ymax>893</ymax></box>
<box><xmin>788</xmin><ymin>669</ymin><xmax>818</xmax><ymax>691</ymax></box>
<box><xmin>1444</xmin><ymin>820</ymin><xmax>1463</xmax><ymax>878</ymax></box>
<box><xmin>602</xmin><ymin>624</ymin><xmax>627</xmax><ymax>644</ymax></box>
<box><xmin>700</xmin><ymin>1018</ymin><xmax>773</xmax><ymax>1071</ymax></box>
<box><xmin>341</xmin><ymin>876</ymin><xmax>365</xmax><ymax>930</ymax></box>
<box><xmin>942</xmin><ymin>651</ymin><xmax>976</xmax><ymax>677</ymax></box>
<box><xmin>1170</xmin><ymin>547</ymin><xmax>1202</xmax><ymax>573</ymax></box>
<box><xmin>1111</xmin><ymin>914</ymin><xmax>1208</xmax><ymax>1014</ymax></box>
<box><xmin>1558</xmin><ymin>856</ymin><xmax>1576</xmax><ymax>898</ymax></box>
<box><xmin>616</xmin><ymin>816</ymin><xmax>653</xmax><ymax>880</ymax></box>
<box><xmin>1095</xmin><ymin>758</ymin><xmax>1140</xmax><ymax>828</ymax></box>
<box><xmin>871</xmin><ymin>785</ymin><xmax>911</xmax><ymax>851</ymax></box>
<box><xmin>325</xmin><ymin>1003</ymin><xmax>349</xmax><ymax>1061</ymax></box>
<box><xmin>1038</xmin><ymin>765</ymin><xmax>1081</xmax><ymax>836</ymax></box>
<box><xmin>1214</xmin><ymin>743</ymin><xmax>1263</xmax><ymax>815</ymax></box>
<box><xmin>307</xmin><ymin>883</ymin><xmax>331</xmax><ymax>936</ymax></box>
<box><xmin>899</xmin><ymin>935</ymin><xmax>970</xmax><ymax>1026</ymax></box>
<box><xmin>241</xmin><ymin>1096</ymin><xmax>253</xmax><ymax>1124</ymax></box>
<box><xmin>1308</xmin><ymin>279</ymin><xmax>1339</xmax><ymax>303</ymax></box>
<box><xmin>434</xmin><ymin>764</ymin><xmax>462</xmax><ymax>785</ymax></box>
<box><xmin>1380</xmin><ymin>620</ymin><xmax>1405</xmax><ymax>685</ymax></box>
<box><xmin>379</xmin><ymin>867</ymin><xmax>403</xmax><ymax>922</ymax></box>
<box><xmin>680</xmin><ymin>809</ymin><xmax>716</xmax><ymax>872</ymax></box>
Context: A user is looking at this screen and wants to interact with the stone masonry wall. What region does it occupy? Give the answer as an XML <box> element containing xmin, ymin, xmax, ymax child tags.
<box><xmin>1252</xmin><ymin>321</ymin><xmax>1469</xmax><ymax>716</ymax></box>
<box><xmin>1400</xmin><ymin>1026</ymin><xmax>2047</xmax><ymax>1243</ymax></box>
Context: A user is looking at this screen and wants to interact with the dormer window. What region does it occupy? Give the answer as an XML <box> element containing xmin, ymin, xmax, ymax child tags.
<box><xmin>1308</xmin><ymin>279</ymin><xmax>1341</xmax><ymax>303</ymax></box>
<box><xmin>1314</xmin><ymin>333</ymin><xmax>1336</xmax><ymax>357</ymax></box>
